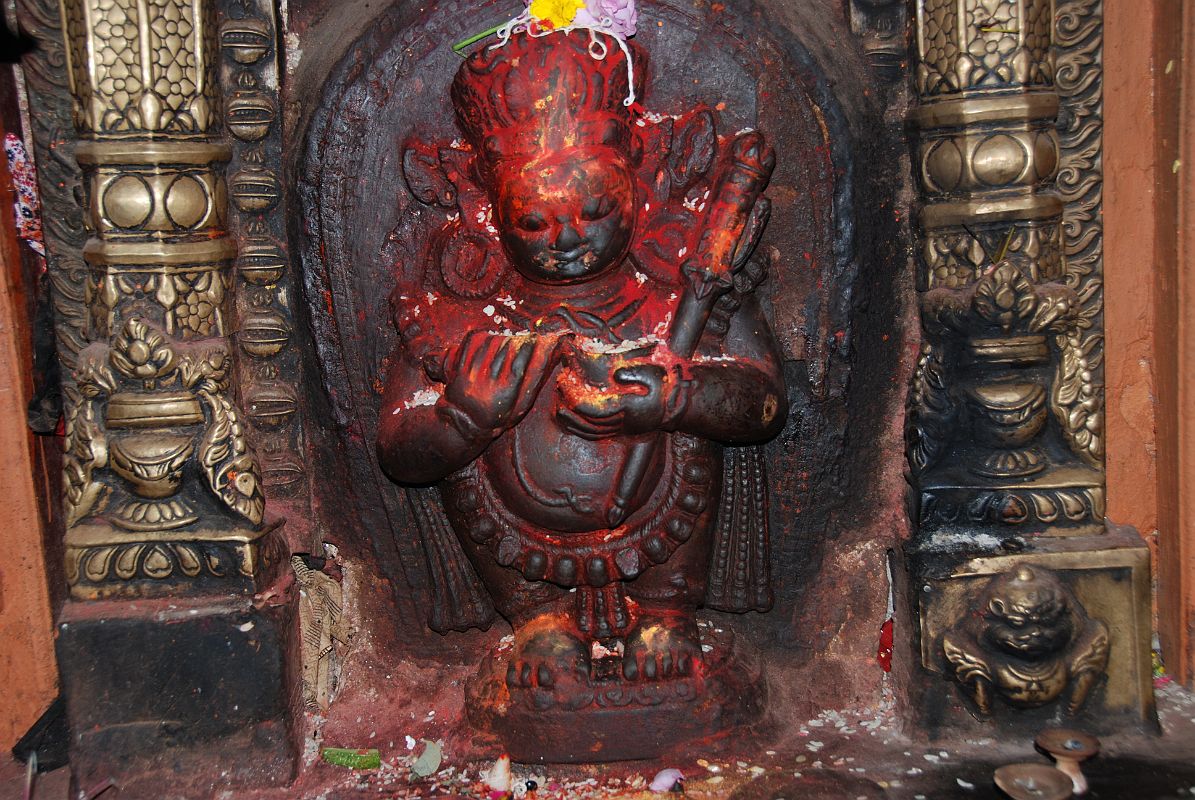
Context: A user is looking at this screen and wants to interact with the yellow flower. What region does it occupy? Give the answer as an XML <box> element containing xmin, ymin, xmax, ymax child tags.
<box><xmin>529</xmin><ymin>0</ymin><xmax>584</xmax><ymax>28</ymax></box>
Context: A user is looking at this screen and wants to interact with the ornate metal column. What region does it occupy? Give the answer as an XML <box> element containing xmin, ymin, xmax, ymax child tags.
<box><xmin>58</xmin><ymin>0</ymin><xmax>281</xmax><ymax>592</ymax></box>
<box><xmin>17</xmin><ymin>0</ymin><xmax>298</xmax><ymax>789</ymax></box>
<box><xmin>905</xmin><ymin>0</ymin><xmax>1154</xmax><ymax>732</ymax></box>
<box><xmin>848</xmin><ymin>0</ymin><xmax>909</xmax><ymax>80</ymax></box>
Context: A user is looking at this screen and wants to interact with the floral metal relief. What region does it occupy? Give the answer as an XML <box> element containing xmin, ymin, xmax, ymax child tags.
<box><xmin>916</xmin><ymin>0</ymin><xmax>1054</xmax><ymax>97</ymax></box>
<box><xmin>908</xmin><ymin>0</ymin><xmax>1105</xmax><ymax>538</ymax></box>
<box><xmin>61</xmin><ymin>0</ymin><xmax>219</xmax><ymax>134</ymax></box>
<box><xmin>1055</xmin><ymin>0</ymin><xmax>1105</xmax><ymax>468</ymax></box>
<box><xmin>19</xmin><ymin>0</ymin><xmax>273</xmax><ymax>598</ymax></box>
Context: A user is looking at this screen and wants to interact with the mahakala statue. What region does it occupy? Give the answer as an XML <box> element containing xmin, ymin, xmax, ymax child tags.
<box><xmin>377</xmin><ymin>24</ymin><xmax>786</xmax><ymax>758</ymax></box>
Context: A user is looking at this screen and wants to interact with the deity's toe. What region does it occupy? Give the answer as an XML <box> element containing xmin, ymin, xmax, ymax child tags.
<box><xmin>622</xmin><ymin>615</ymin><xmax>702</xmax><ymax>682</ymax></box>
<box><xmin>505</xmin><ymin>616</ymin><xmax>589</xmax><ymax>691</ymax></box>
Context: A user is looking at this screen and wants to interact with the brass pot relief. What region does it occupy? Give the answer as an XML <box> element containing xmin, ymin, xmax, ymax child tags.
<box><xmin>109</xmin><ymin>433</ymin><xmax>198</xmax><ymax>530</ymax></box>
<box><xmin>109</xmin><ymin>434</ymin><xmax>194</xmax><ymax>500</ymax></box>
<box><xmin>964</xmin><ymin>382</ymin><xmax>1048</xmax><ymax>478</ymax></box>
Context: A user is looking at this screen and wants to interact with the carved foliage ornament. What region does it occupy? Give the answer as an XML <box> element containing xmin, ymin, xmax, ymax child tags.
<box><xmin>908</xmin><ymin>258</ymin><xmax>1100</xmax><ymax>481</ymax></box>
<box><xmin>923</xmin><ymin>223</ymin><xmax>1064</xmax><ymax>291</ymax></box>
<box><xmin>66</xmin><ymin>536</ymin><xmax>277</xmax><ymax>585</ymax></box>
<box><xmin>1055</xmin><ymin>0</ymin><xmax>1106</xmax><ymax>472</ymax></box>
<box><xmin>67</xmin><ymin>317</ymin><xmax>264</xmax><ymax>528</ymax></box>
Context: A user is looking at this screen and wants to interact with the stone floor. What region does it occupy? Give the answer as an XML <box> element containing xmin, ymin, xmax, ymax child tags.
<box><xmin>278</xmin><ymin>677</ymin><xmax>1195</xmax><ymax>800</ymax></box>
<box><xmin>7</xmin><ymin>677</ymin><xmax>1194</xmax><ymax>799</ymax></box>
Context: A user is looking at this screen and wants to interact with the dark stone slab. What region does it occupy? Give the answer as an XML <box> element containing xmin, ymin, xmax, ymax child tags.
<box><xmin>56</xmin><ymin>591</ymin><xmax>300</xmax><ymax>796</ymax></box>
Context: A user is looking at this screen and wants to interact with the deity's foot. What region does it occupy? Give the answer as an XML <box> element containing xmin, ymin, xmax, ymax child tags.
<box><xmin>505</xmin><ymin>613</ymin><xmax>589</xmax><ymax>690</ymax></box>
<box><xmin>621</xmin><ymin>612</ymin><xmax>701</xmax><ymax>681</ymax></box>
<box><xmin>467</xmin><ymin>621</ymin><xmax>762</xmax><ymax>762</ymax></box>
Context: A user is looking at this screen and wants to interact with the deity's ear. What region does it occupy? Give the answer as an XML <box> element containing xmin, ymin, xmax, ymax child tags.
<box><xmin>667</xmin><ymin>110</ymin><xmax>716</xmax><ymax>194</ymax></box>
<box><xmin>402</xmin><ymin>139</ymin><xmax>457</xmax><ymax>208</ymax></box>
<box><xmin>437</xmin><ymin>146</ymin><xmax>477</xmax><ymax>190</ymax></box>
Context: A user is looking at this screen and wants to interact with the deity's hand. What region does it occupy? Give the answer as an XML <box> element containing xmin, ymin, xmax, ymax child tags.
<box><xmin>440</xmin><ymin>331</ymin><xmax>559</xmax><ymax>440</ymax></box>
<box><xmin>556</xmin><ymin>346</ymin><xmax>690</xmax><ymax>439</ymax></box>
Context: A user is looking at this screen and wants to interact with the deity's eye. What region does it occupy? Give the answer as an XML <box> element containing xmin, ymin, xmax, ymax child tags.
<box><xmin>580</xmin><ymin>195</ymin><xmax>614</xmax><ymax>221</ymax></box>
<box><xmin>518</xmin><ymin>213</ymin><xmax>547</xmax><ymax>232</ymax></box>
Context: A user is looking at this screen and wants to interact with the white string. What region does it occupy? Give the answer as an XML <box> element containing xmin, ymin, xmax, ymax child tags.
<box><xmin>487</xmin><ymin>11</ymin><xmax>637</xmax><ymax>106</ymax></box>
<box><xmin>489</xmin><ymin>7</ymin><xmax>533</xmax><ymax>50</ymax></box>
<box><xmin>609</xmin><ymin>30</ymin><xmax>636</xmax><ymax>106</ymax></box>
<box><xmin>587</xmin><ymin>28</ymin><xmax>608</xmax><ymax>59</ymax></box>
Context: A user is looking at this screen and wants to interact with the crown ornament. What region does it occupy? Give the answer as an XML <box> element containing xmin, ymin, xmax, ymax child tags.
<box><xmin>451</xmin><ymin>28</ymin><xmax>646</xmax><ymax>168</ymax></box>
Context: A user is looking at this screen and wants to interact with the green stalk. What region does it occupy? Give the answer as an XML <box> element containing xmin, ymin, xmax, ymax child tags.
<box><xmin>453</xmin><ymin>22</ymin><xmax>505</xmax><ymax>53</ymax></box>
<box><xmin>995</xmin><ymin>227</ymin><xmax>1016</xmax><ymax>262</ymax></box>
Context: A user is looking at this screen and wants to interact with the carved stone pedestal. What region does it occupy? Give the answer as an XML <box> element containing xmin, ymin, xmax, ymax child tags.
<box><xmin>54</xmin><ymin>522</ymin><xmax>298</xmax><ymax>794</ymax></box>
<box><xmin>466</xmin><ymin>625</ymin><xmax>764</xmax><ymax>763</ymax></box>
<box><xmin>906</xmin><ymin>523</ymin><xmax>1156</xmax><ymax>736</ymax></box>
<box><xmin>56</xmin><ymin>584</ymin><xmax>299</xmax><ymax>796</ymax></box>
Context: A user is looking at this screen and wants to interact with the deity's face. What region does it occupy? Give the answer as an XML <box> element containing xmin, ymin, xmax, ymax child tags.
<box><xmin>982</xmin><ymin>586</ymin><xmax>1073</xmax><ymax>660</ymax></box>
<box><xmin>493</xmin><ymin>150</ymin><xmax>636</xmax><ymax>284</ymax></box>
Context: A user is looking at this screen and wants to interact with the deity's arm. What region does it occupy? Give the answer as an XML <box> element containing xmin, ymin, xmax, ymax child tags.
<box><xmin>378</xmin><ymin>326</ymin><xmax>561</xmax><ymax>481</ymax></box>
<box><xmin>672</xmin><ymin>294</ymin><xmax>787</xmax><ymax>443</ymax></box>
<box><xmin>376</xmin><ymin>352</ymin><xmax>491</xmax><ymax>485</ymax></box>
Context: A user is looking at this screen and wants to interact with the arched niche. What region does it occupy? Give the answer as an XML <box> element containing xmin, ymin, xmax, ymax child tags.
<box><xmin>288</xmin><ymin>0</ymin><xmax>912</xmax><ymax>717</ymax></box>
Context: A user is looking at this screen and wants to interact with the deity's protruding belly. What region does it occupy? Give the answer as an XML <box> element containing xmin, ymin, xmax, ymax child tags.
<box><xmin>481</xmin><ymin>400</ymin><xmax>665</xmax><ymax>533</ymax></box>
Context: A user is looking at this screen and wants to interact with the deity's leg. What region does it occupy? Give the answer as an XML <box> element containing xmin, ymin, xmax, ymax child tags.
<box><xmin>450</xmin><ymin>529</ymin><xmax>592</xmax><ymax>688</ymax></box>
<box><xmin>622</xmin><ymin>512</ymin><xmax>715</xmax><ymax>680</ymax></box>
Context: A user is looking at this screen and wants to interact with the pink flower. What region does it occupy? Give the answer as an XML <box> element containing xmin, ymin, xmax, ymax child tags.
<box><xmin>573</xmin><ymin>0</ymin><xmax>637</xmax><ymax>37</ymax></box>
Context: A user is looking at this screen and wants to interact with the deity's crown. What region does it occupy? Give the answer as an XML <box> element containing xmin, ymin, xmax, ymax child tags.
<box><xmin>987</xmin><ymin>566</ymin><xmax>1068</xmax><ymax>620</ymax></box>
<box><xmin>451</xmin><ymin>31</ymin><xmax>647</xmax><ymax>167</ymax></box>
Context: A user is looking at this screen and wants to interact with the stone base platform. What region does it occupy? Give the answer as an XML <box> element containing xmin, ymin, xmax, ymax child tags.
<box><xmin>465</xmin><ymin>624</ymin><xmax>765</xmax><ymax>763</ymax></box>
<box><xmin>56</xmin><ymin>589</ymin><xmax>299</xmax><ymax>796</ymax></box>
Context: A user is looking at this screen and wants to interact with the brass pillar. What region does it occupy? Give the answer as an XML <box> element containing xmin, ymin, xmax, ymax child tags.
<box><xmin>55</xmin><ymin>0</ymin><xmax>285</xmax><ymax>596</ymax></box>
<box><xmin>906</xmin><ymin>0</ymin><xmax>1154</xmax><ymax>731</ymax></box>
<box><xmin>16</xmin><ymin>0</ymin><xmax>298</xmax><ymax>790</ymax></box>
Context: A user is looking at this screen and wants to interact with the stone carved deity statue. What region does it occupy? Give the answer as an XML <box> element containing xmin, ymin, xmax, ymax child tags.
<box><xmin>377</xmin><ymin>30</ymin><xmax>786</xmax><ymax>758</ymax></box>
